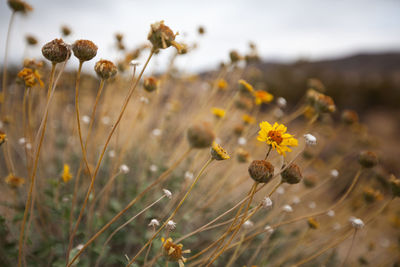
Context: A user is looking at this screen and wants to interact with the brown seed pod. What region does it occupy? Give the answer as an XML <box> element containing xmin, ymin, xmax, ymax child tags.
<box><xmin>341</xmin><ymin>110</ymin><xmax>359</xmax><ymax>125</ymax></box>
<box><xmin>358</xmin><ymin>151</ymin><xmax>378</xmax><ymax>168</ymax></box>
<box><xmin>25</xmin><ymin>35</ymin><xmax>37</xmax><ymax>45</ymax></box>
<box><xmin>303</xmin><ymin>175</ymin><xmax>318</xmax><ymax>188</ymax></box>
<box><xmin>187</xmin><ymin>122</ymin><xmax>215</xmax><ymax>149</ymax></box>
<box><xmin>143</xmin><ymin>76</ymin><xmax>160</xmax><ymax>92</ymax></box>
<box><xmin>41</xmin><ymin>39</ymin><xmax>71</xmax><ymax>63</ymax></box>
<box><xmin>8</xmin><ymin>0</ymin><xmax>32</xmax><ymax>14</ymax></box>
<box><xmin>61</xmin><ymin>25</ymin><xmax>72</xmax><ymax>36</ymax></box>
<box><xmin>72</xmin><ymin>39</ymin><xmax>98</xmax><ymax>62</ymax></box>
<box><xmin>248</xmin><ymin>160</ymin><xmax>274</xmax><ymax>184</ymax></box>
<box><xmin>229</xmin><ymin>50</ymin><xmax>241</xmax><ymax>63</ymax></box>
<box><xmin>147</xmin><ymin>21</ymin><xmax>177</xmax><ymax>51</ymax></box>
<box><xmin>94</xmin><ymin>59</ymin><xmax>117</xmax><ymax>80</ymax></box>
<box><xmin>281</xmin><ymin>163</ymin><xmax>303</xmax><ymax>184</ymax></box>
<box><xmin>389</xmin><ymin>174</ymin><xmax>400</xmax><ymax>198</ymax></box>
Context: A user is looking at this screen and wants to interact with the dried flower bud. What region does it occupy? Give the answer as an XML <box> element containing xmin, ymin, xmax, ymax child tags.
<box><xmin>307</xmin><ymin>217</ymin><xmax>320</xmax><ymax>229</ymax></box>
<box><xmin>262</xmin><ymin>197</ymin><xmax>273</xmax><ymax>209</ymax></box>
<box><xmin>94</xmin><ymin>59</ymin><xmax>117</xmax><ymax>80</ymax></box>
<box><xmin>147</xmin><ymin>21</ymin><xmax>179</xmax><ymax>51</ymax></box>
<box><xmin>187</xmin><ymin>122</ymin><xmax>215</xmax><ymax>149</ymax></box>
<box><xmin>143</xmin><ymin>76</ymin><xmax>160</xmax><ymax>92</ymax></box>
<box><xmin>303</xmin><ymin>175</ymin><xmax>318</xmax><ymax>188</ymax></box>
<box><xmin>233</xmin><ymin>124</ymin><xmax>244</xmax><ymax>136</ymax></box>
<box><xmin>5</xmin><ymin>173</ymin><xmax>25</xmax><ymax>188</ymax></box>
<box><xmin>211</xmin><ymin>142</ymin><xmax>230</xmax><ymax>161</ymax></box>
<box><xmin>350</xmin><ymin>217</ymin><xmax>364</xmax><ymax>229</ymax></box>
<box><xmin>166</xmin><ymin>220</ymin><xmax>176</xmax><ymax>231</ymax></box>
<box><xmin>115</xmin><ymin>33</ymin><xmax>123</xmax><ymax>42</ymax></box>
<box><xmin>282</xmin><ymin>204</ymin><xmax>293</xmax><ymax>213</ymax></box>
<box><xmin>341</xmin><ymin>110</ymin><xmax>359</xmax><ymax>125</ymax></box>
<box><xmin>25</xmin><ymin>35</ymin><xmax>37</xmax><ymax>45</ymax></box>
<box><xmin>148</xmin><ymin>219</ymin><xmax>159</xmax><ymax>227</ymax></box>
<box><xmin>163</xmin><ymin>189</ymin><xmax>172</xmax><ymax>199</ymax></box>
<box><xmin>42</xmin><ymin>39</ymin><xmax>71</xmax><ymax>63</ymax></box>
<box><xmin>248</xmin><ymin>160</ymin><xmax>274</xmax><ymax>184</ymax></box>
<box><xmin>198</xmin><ymin>26</ymin><xmax>205</xmax><ymax>35</ymax></box>
<box><xmin>8</xmin><ymin>0</ymin><xmax>32</xmax><ymax>14</ymax></box>
<box><xmin>0</xmin><ymin>131</ymin><xmax>6</xmax><ymax>146</ymax></box>
<box><xmin>72</xmin><ymin>39</ymin><xmax>98</xmax><ymax>62</ymax></box>
<box><xmin>229</xmin><ymin>50</ymin><xmax>241</xmax><ymax>63</ymax></box>
<box><xmin>61</xmin><ymin>25</ymin><xmax>71</xmax><ymax>36</ymax></box>
<box><xmin>389</xmin><ymin>174</ymin><xmax>400</xmax><ymax>198</ymax></box>
<box><xmin>362</xmin><ymin>186</ymin><xmax>383</xmax><ymax>203</ymax></box>
<box><xmin>236</xmin><ymin>148</ymin><xmax>250</xmax><ymax>163</ymax></box>
<box><xmin>281</xmin><ymin>163</ymin><xmax>303</xmax><ymax>184</ymax></box>
<box><xmin>307</xmin><ymin>78</ymin><xmax>325</xmax><ymax>92</ymax></box>
<box><xmin>304</xmin><ymin>134</ymin><xmax>317</xmax><ymax>146</ymax></box>
<box><xmin>358</xmin><ymin>151</ymin><xmax>378</xmax><ymax>168</ymax></box>
<box><xmin>119</xmin><ymin>164</ymin><xmax>130</xmax><ymax>174</ymax></box>
<box><xmin>161</xmin><ymin>237</ymin><xmax>190</xmax><ymax>265</ymax></box>
<box><xmin>315</xmin><ymin>93</ymin><xmax>336</xmax><ymax>113</ymax></box>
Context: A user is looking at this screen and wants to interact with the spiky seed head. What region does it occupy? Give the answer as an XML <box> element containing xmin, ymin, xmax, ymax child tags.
<box><xmin>42</xmin><ymin>39</ymin><xmax>71</xmax><ymax>63</ymax></box>
<box><xmin>248</xmin><ymin>160</ymin><xmax>274</xmax><ymax>184</ymax></box>
<box><xmin>281</xmin><ymin>163</ymin><xmax>303</xmax><ymax>184</ymax></box>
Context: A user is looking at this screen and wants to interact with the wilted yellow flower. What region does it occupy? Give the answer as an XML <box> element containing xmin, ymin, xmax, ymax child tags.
<box><xmin>216</xmin><ymin>79</ymin><xmax>228</xmax><ymax>90</ymax></box>
<box><xmin>254</xmin><ymin>90</ymin><xmax>273</xmax><ymax>105</ymax></box>
<box><xmin>62</xmin><ymin>164</ymin><xmax>73</xmax><ymax>183</ymax></box>
<box><xmin>17</xmin><ymin>67</ymin><xmax>44</xmax><ymax>88</ymax></box>
<box><xmin>211</xmin><ymin>107</ymin><xmax>226</xmax><ymax>118</ymax></box>
<box><xmin>257</xmin><ymin>121</ymin><xmax>298</xmax><ymax>156</ymax></box>
<box><xmin>307</xmin><ymin>217</ymin><xmax>320</xmax><ymax>229</ymax></box>
<box><xmin>242</xmin><ymin>114</ymin><xmax>255</xmax><ymax>124</ymax></box>
<box><xmin>162</xmin><ymin>237</ymin><xmax>190</xmax><ymax>267</ymax></box>
<box><xmin>5</xmin><ymin>173</ymin><xmax>25</xmax><ymax>188</ymax></box>
<box><xmin>0</xmin><ymin>131</ymin><xmax>6</xmax><ymax>146</ymax></box>
<box><xmin>238</xmin><ymin>79</ymin><xmax>254</xmax><ymax>93</ymax></box>
<box><xmin>211</xmin><ymin>142</ymin><xmax>230</xmax><ymax>161</ymax></box>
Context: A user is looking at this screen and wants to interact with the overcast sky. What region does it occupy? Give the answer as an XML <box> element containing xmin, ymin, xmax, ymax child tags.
<box><xmin>1</xmin><ymin>0</ymin><xmax>400</xmax><ymax>73</ymax></box>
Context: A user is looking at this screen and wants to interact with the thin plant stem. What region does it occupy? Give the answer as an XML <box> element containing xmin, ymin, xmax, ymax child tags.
<box><xmin>125</xmin><ymin>157</ymin><xmax>214</xmax><ymax>267</ymax></box>
<box><xmin>1</xmin><ymin>11</ymin><xmax>15</xmax><ymax>115</ymax></box>
<box><xmin>340</xmin><ymin>229</ymin><xmax>357</xmax><ymax>267</ymax></box>
<box><xmin>67</xmin><ymin>145</ymin><xmax>190</xmax><ymax>267</ymax></box>
<box><xmin>17</xmin><ymin>59</ymin><xmax>63</xmax><ymax>267</ymax></box>
<box><xmin>66</xmin><ymin>51</ymin><xmax>154</xmax><ymax>264</ymax></box>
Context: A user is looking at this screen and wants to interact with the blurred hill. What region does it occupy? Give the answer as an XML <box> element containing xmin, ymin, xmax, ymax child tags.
<box><xmin>244</xmin><ymin>52</ymin><xmax>400</xmax><ymax>112</ymax></box>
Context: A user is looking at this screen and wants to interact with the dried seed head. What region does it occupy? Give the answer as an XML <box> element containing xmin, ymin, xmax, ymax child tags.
<box><xmin>166</xmin><ymin>220</ymin><xmax>176</xmax><ymax>231</ymax></box>
<box><xmin>143</xmin><ymin>76</ymin><xmax>160</xmax><ymax>92</ymax></box>
<box><xmin>161</xmin><ymin>237</ymin><xmax>190</xmax><ymax>265</ymax></box>
<box><xmin>94</xmin><ymin>59</ymin><xmax>117</xmax><ymax>80</ymax></box>
<box><xmin>5</xmin><ymin>173</ymin><xmax>25</xmax><ymax>188</ymax></box>
<box><xmin>25</xmin><ymin>35</ymin><xmax>37</xmax><ymax>45</ymax></box>
<box><xmin>210</xmin><ymin>142</ymin><xmax>230</xmax><ymax>161</ymax></box>
<box><xmin>350</xmin><ymin>217</ymin><xmax>364</xmax><ymax>229</ymax></box>
<box><xmin>61</xmin><ymin>25</ymin><xmax>72</xmax><ymax>36</ymax></box>
<box><xmin>115</xmin><ymin>33</ymin><xmax>123</xmax><ymax>42</ymax></box>
<box><xmin>389</xmin><ymin>174</ymin><xmax>400</xmax><ymax>198</ymax></box>
<box><xmin>163</xmin><ymin>189</ymin><xmax>172</xmax><ymax>199</ymax></box>
<box><xmin>307</xmin><ymin>78</ymin><xmax>325</xmax><ymax>92</ymax></box>
<box><xmin>187</xmin><ymin>122</ymin><xmax>215</xmax><ymax>149</ymax></box>
<box><xmin>282</xmin><ymin>204</ymin><xmax>293</xmax><ymax>213</ymax></box>
<box><xmin>147</xmin><ymin>21</ymin><xmax>178</xmax><ymax>51</ymax></box>
<box><xmin>119</xmin><ymin>164</ymin><xmax>130</xmax><ymax>174</ymax></box>
<box><xmin>303</xmin><ymin>175</ymin><xmax>318</xmax><ymax>188</ymax></box>
<box><xmin>72</xmin><ymin>39</ymin><xmax>98</xmax><ymax>62</ymax></box>
<box><xmin>262</xmin><ymin>197</ymin><xmax>273</xmax><ymax>209</ymax></box>
<box><xmin>362</xmin><ymin>186</ymin><xmax>383</xmax><ymax>203</ymax></box>
<box><xmin>281</xmin><ymin>163</ymin><xmax>303</xmax><ymax>184</ymax></box>
<box><xmin>229</xmin><ymin>50</ymin><xmax>241</xmax><ymax>63</ymax></box>
<box><xmin>315</xmin><ymin>93</ymin><xmax>336</xmax><ymax>113</ymax></box>
<box><xmin>148</xmin><ymin>219</ymin><xmax>160</xmax><ymax>227</ymax></box>
<box><xmin>358</xmin><ymin>151</ymin><xmax>378</xmax><ymax>168</ymax></box>
<box><xmin>8</xmin><ymin>0</ymin><xmax>32</xmax><ymax>14</ymax></box>
<box><xmin>248</xmin><ymin>160</ymin><xmax>274</xmax><ymax>184</ymax></box>
<box><xmin>304</xmin><ymin>134</ymin><xmax>317</xmax><ymax>146</ymax></box>
<box><xmin>198</xmin><ymin>26</ymin><xmax>205</xmax><ymax>35</ymax></box>
<box><xmin>233</xmin><ymin>124</ymin><xmax>244</xmax><ymax>136</ymax></box>
<box><xmin>341</xmin><ymin>109</ymin><xmax>359</xmax><ymax>125</ymax></box>
<box><xmin>42</xmin><ymin>39</ymin><xmax>71</xmax><ymax>63</ymax></box>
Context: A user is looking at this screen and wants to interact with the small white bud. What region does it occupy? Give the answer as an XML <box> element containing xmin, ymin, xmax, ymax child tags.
<box><xmin>262</xmin><ymin>197</ymin><xmax>273</xmax><ymax>209</ymax></box>
<box><xmin>327</xmin><ymin>210</ymin><xmax>335</xmax><ymax>217</ymax></box>
<box><xmin>333</xmin><ymin>222</ymin><xmax>341</xmax><ymax>230</ymax></box>
<box><xmin>330</xmin><ymin>169</ymin><xmax>339</xmax><ymax>178</ymax></box>
<box><xmin>150</xmin><ymin>164</ymin><xmax>158</xmax><ymax>172</ymax></box>
<box><xmin>184</xmin><ymin>171</ymin><xmax>194</xmax><ymax>180</ymax></box>
<box><xmin>308</xmin><ymin>201</ymin><xmax>316</xmax><ymax>209</ymax></box>
<box><xmin>26</xmin><ymin>143</ymin><xmax>32</xmax><ymax>150</ymax></box>
<box><xmin>152</xmin><ymin>128</ymin><xmax>162</xmax><ymax>137</ymax></box>
<box><xmin>18</xmin><ymin>137</ymin><xmax>26</xmax><ymax>145</ymax></box>
<box><xmin>163</xmin><ymin>189</ymin><xmax>172</xmax><ymax>199</ymax></box>
<box><xmin>277</xmin><ymin>97</ymin><xmax>287</xmax><ymax>108</ymax></box>
<box><xmin>273</xmin><ymin>108</ymin><xmax>284</xmax><ymax>119</ymax></box>
<box><xmin>277</xmin><ymin>187</ymin><xmax>285</xmax><ymax>195</ymax></box>
<box><xmin>102</xmin><ymin>116</ymin><xmax>111</xmax><ymax>125</ymax></box>
<box><xmin>76</xmin><ymin>244</ymin><xmax>84</xmax><ymax>250</ymax></box>
<box><xmin>108</xmin><ymin>150</ymin><xmax>116</xmax><ymax>158</ymax></box>
<box><xmin>292</xmin><ymin>196</ymin><xmax>300</xmax><ymax>205</ymax></box>
<box><xmin>166</xmin><ymin>220</ymin><xmax>176</xmax><ymax>231</ymax></box>
<box><xmin>304</xmin><ymin>134</ymin><xmax>317</xmax><ymax>146</ymax></box>
<box><xmin>148</xmin><ymin>219</ymin><xmax>160</xmax><ymax>227</ymax></box>
<box><xmin>264</xmin><ymin>225</ymin><xmax>274</xmax><ymax>234</ymax></box>
<box><xmin>130</xmin><ymin>60</ymin><xmax>140</xmax><ymax>67</ymax></box>
<box><xmin>351</xmin><ymin>218</ymin><xmax>364</xmax><ymax>229</ymax></box>
<box><xmin>119</xmin><ymin>164</ymin><xmax>130</xmax><ymax>174</ymax></box>
<box><xmin>282</xmin><ymin>204</ymin><xmax>293</xmax><ymax>213</ymax></box>
<box><xmin>238</xmin><ymin>137</ymin><xmax>247</xmax><ymax>145</ymax></box>
<box><xmin>82</xmin><ymin>115</ymin><xmax>90</xmax><ymax>124</ymax></box>
<box><xmin>140</xmin><ymin>96</ymin><xmax>149</xmax><ymax>104</ymax></box>
<box><xmin>243</xmin><ymin>220</ymin><xmax>254</xmax><ymax>229</ymax></box>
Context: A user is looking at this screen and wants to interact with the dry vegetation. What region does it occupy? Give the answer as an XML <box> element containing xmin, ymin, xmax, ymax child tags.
<box><xmin>1</xmin><ymin>1</ymin><xmax>400</xmax><ymax>266</ymax></box>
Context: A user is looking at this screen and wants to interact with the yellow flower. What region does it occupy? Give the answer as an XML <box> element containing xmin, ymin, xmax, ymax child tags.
<box><xmin>0</xmin><ymin>130</ymin><xmax>6</xmax><ymax>146</ymax></box>
<box><xmin>162</xmin><ymin>237</ymin><xmax>190</xmax><ymax>267</ymax></box>
<box><xmin>238</xmin><ymin>79</ymin><xmax>254</xmax><ymax>93</ymax></box>
<box><xmin>17</xmin><ymin>67</ymin><xmax>44</xmax><ymax>88</ymax></box>
<box><xmin>257</xmin><ymin>121</ymin><xmax>298</xmax><ymax>156</ymax></box>
<box><xmin>242</xmin><ymin>114</ymin><xmax>255</xmax><ymax>124</ymax></box>
<box><xmin>211</xmin><ymin>141</ymin><xmax>230</xmax><ymax>160</ymax></box>
<box><xmin>211</xmin><ymin>107</ymin><xmax>226</xmax><ymax>118</ymax></box>
<box><xmin>216</xmin><ymin>79</ymin><xmax>228</xmax><ymax>90</ymax></box>
<box><xmin>62</xmin><ymin>164</ymin><xmax>73</xmax><ymax>183</ymax></box>
<box><xmin>5</xmin><ymin>173</ymin><xmax>25</xmax><ymax>188</ymax></box>
<box><xmin>254</xmin><ymin>90</ymin><xmax>273</xmax><ymax>105</ymax></box>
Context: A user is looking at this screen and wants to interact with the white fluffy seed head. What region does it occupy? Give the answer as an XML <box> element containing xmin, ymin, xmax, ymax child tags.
<box><xmin>277</xmin><ymin>97</ymin><xmax>287</xmax><ymax>108</ymax></box>
<box><xmin>108</xmin><ymin>150</ymin><xmax>116</xmax><ymax>158</ymax></box>
<box><xmin>184</xmin><ymin>171</ymin><xmax>194</xmax><ymax>180</ymax></box>
<box><xmin>18</xmin><ymin>137</ymin><xmax>26</xmax><ymax>145</ymax></box>
<box><xmin>238</xmin><ymin>137</ymin><xmax>247</xmax><ymax>145</ymax></box>
<box><xmin>163</xmin><ymin>189</ymin><xmax>172</xmax><ymax>199</ymax></box>
<box><xmin>119</xmin><ymin>164</ymin><xmax>130</xmax><ymax>174</ymax></box>
<box><xmin>327</xmin><ymin>210</ymin><xmax>335</xmax><ymax>217</ymax></box>
<box><xmin>308</xmin><ymin>201</ymin><xmax>316</xmax><ymax>209</ymax></box>
<box><xmin>150</xmin><ymin>164</ymin><xmax>158</xmax><ymax>172</ymax></box>
<box><xmin>282</xmin><ymin>204</ymin><xmax>293</xmax><ymax>213</ymax></box>
<box><xmin>166</xmin><ymin>220</ymin><xmax>176</xmax><ymax>231</ymax></box>
<box><xmin>304</xmin><ymin>134</ymin><xmax>317</xmax><ymax>146</ymax></box>
<box><xmin>330</xmin><ymin>169</ymin><xmax>339</xmax><ymax>178</ymax></box>
<box><xmin>243</xmin><ymin>220</ymin><xmax>254</xmax><ymax>229</ymax></box>
<box><xmin>152</xmin><ymin>128</ymin><xmax>162</xmax><ymax>136</ymax></box>
<box><xmin>262</xmin><ymin>197</ymin><xmax>273</xmax><ymax>209</ymax></box>
<box><xmin>292</xmin><ymin>196</ymin><xmax>300</xmax><ymax>205</ymax></box>
<box><xmin>82</xmin><ymin>115</ymin><xmax>90</xmax><ymax>124</ymax></box>
<box><xmin>351</xmin><ymin>218</ymin><xmax>364</xmax><ymax>229</ymax></box>
<box><xmin>140</xmin><ymin>96</ymin><xmax>149</xmax><ymax>104</ymax></box>
<box><xmin>148</xmin><ymin>219</ymin><xmax>160</xmax><ymax>227</ymax></box>
<box><xmin>264</xmin><ymin>225</ymin><xmax>274</xmax><ymax>234</ymax></box>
